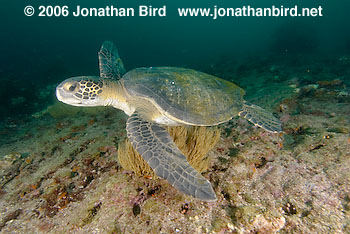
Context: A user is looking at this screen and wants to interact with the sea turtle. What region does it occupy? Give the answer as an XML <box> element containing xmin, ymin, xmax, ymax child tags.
<box><xmin>56</xmin><ymin>41</ymin><xmax>282</xmax><ymax>201</ymax></box>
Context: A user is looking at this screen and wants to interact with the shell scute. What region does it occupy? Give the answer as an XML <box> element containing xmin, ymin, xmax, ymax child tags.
<box><xmin>123</xmin><ymin>67</ymin><xmax>245</xmax><ymax>125</ymax></box>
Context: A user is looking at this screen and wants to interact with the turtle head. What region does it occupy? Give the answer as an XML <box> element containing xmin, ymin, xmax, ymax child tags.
<box><xmin>56</xmin><ymin>76</ymin><xmax>105</xmax><ymax>107</ymax></box>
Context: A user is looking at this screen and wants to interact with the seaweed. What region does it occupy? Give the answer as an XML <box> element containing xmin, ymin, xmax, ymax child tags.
<box><xmin>117</xmin><ymin>126</ymin><xmax>221</xmax><ymax>176</ymax></box>
<box><xmin>80</xmin><ymin>202</ymin><xmax>102</xmax><ymax>226</ymax></box>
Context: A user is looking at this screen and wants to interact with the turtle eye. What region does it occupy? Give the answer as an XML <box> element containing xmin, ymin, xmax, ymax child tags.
<box><xmin>69</xmin><ymin>84</ymin><xmax>76</xmax><ymax>92</ymax></box>
<box><xmin>63</xmin><ymin>82</ymin><xmax>79</xmax><ymax>92</ymax></box>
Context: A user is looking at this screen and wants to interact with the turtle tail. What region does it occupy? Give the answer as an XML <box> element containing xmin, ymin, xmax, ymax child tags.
<box><xmin>239</xmin><ymin>102</ymin><xmax>282</xmax><ymax>133</ymax></box>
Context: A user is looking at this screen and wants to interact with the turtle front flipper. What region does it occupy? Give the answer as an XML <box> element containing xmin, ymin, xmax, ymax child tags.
<box><xmin>98</xmin><ymin>41</ymin><xmax>126</xmax><ymax>79</ymax></box>
<box><xmin>126</xmin><ymin>112</ymin><xmax>217</xmax><ymax>201</ymax></box>
<box><xmin>239</xmin><ymin>102</ymin><xmax>282</xmax><ymax>133</ymax></box>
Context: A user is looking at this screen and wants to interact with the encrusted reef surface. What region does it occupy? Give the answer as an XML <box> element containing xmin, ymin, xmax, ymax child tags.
<box><xmin>0</xmin><ymin>56</ymin><xmax>349</xmax><ymax>233</ymax></box>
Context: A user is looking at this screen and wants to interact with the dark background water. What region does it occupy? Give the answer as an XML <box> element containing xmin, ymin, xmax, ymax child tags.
<box><xmin>1</xmin><ymin>0</ymin><xmax>349</xmax><ymax>119</ymax></box>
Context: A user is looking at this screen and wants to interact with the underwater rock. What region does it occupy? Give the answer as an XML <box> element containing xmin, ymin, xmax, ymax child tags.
<box><xmin>32</xmin><ymin>100</ymin><xmax>110</xmax><ymax>119</ymax></box>
<box><xmin>47</xmin><ymin>102</ymin><xmax>80</xmax><ymax>118</ymax></box>
<box><xmin>251</xmin><ymin>215</ymin><xmax>286</xmax><ymax>233</ymax></box>
<box><xmin>44</xmin><ymin>101</ymin><xmax>108</xmax><ymax>119</ymax></box>
<box><xmin>117</xmin><ymin>126</ymin><xmax>221</xmax><ymax>177</ymax></box>
<box><xmin>316</xmin><ymin>79</ymin><xmax>343</xmax><ymax>88</ymax></box>
<box><xmin>0</xmin><ymin>209</ymin><xmax>22</xmax><ymax>231</ymax></box>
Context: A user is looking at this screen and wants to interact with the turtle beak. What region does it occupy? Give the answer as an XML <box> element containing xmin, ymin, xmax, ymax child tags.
<box><xmin>55</xmin><ymin>83</ymin><xmax>64</xmax><ymax>101</ymax></box>
<box><xmin>55</xmin><ymin>83</ymin><xmax>83</xmax><ymax>106</ymax></box>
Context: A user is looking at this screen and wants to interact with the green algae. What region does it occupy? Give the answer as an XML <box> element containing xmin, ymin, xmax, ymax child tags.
<box><xmin>47</xmin><ymin>102</ymin><xmax>80</xmax><ymax>118</ymax></box>
<box><xmin>228</xmin><ymin>147</ymin><xmax>240</xmax><ymax>157</ymax></box>
<box><xmin>232</xmin><ymin>206</ymin><xmax>261</xmax><ymax>226</ymax></box>
<box><xmin>211</xmin><ymin>215</ymin><xmax>230</xmax><ymax>232</ymax></box>
<box><xmin>80</xmin><ymin>202</ymin><xmax>102</xmax><ymax>227</ymax></box>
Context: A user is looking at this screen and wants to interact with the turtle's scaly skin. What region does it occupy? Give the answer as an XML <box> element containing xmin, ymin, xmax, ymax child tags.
<box><xmin>123</xmin><ymin>67</ymin><xmax>245</xmax><ymax>126</ymax></box>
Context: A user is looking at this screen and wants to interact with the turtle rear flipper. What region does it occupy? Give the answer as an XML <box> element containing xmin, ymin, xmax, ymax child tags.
<box><xmin>126</xmin><ymin>112</ymin><xmax>217</xmax><ymax>201</ymax></box>
<box><xmin>239</xmin><ymin>103</ymin><xmax>282</xmax><ymax>133</ymax></box>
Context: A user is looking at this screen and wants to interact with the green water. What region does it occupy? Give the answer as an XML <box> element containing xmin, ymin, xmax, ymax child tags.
<box><xmin>0</xmin><ymin>0</ymin><xmax>349</xmax><ymax>119</ymax></box>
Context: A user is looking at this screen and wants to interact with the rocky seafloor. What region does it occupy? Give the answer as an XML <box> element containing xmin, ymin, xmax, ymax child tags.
<box><xmin>0</xmin><ymin>55</ymin><xmax>349</xmax><ymax>233</ymax></box>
